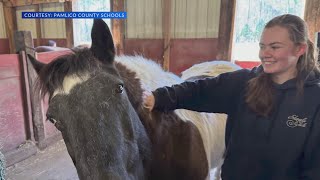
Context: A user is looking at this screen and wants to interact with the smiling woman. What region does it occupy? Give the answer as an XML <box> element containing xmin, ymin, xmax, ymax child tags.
<box><xmin>258</xmin><ymin>26</ymin><xmax>306</xmax><ymax>84</ymax></box>
<box><xmin>143</xmin><ymin>14</ymin><xmax>320</xmax><ymax>180</ymax></box>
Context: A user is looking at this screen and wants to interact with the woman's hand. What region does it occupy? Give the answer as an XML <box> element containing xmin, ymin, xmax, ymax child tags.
<box><xmin>142</xmin><ymin>91</ymin><xmax>155</xmax><ymax>111</ymax></box>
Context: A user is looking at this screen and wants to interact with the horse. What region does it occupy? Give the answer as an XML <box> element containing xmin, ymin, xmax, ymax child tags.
<box><xmin>28</xmin><ymin>19</ymin><xmax>238</xmax><ymax>180</ymax></box>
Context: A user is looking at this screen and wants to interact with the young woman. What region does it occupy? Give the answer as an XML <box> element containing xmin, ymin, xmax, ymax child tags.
<box><xmin>143</xmin><ymin>14</ymin><xmax>320</xmax><ymax>180</ymax></box>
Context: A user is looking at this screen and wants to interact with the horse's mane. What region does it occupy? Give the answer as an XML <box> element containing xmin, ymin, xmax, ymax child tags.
<box><xmin>36</xmin><ymin>48</ymin><xmax>113</xmax><ymax>98</ymax></box>
<box><xmin>115</xmin><ymin>62</ymin><xmax>144</xmax><ymax>110</ymax></box>
<box><xmin>36</xmin><ymin>46</ymin><xmax>152</xmax><ymax>110</ymax></box>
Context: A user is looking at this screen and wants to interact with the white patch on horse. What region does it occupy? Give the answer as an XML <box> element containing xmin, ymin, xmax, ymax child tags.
<box><xmin>117</xmin><ymin>56</ymin><xmax>242</xmax><ymax>180</ymax></box>
<box><xmin>52</xmin><ymin>74</ymin><xmax>90</xmax><ymax>98</ymax></box>
<box><xmin>115</xmin><ymin>55</ymin><xmax>183</xmax><ymax>92</ymax></box>
<box><xmin>181</xmin><ymin>61</ymin><xmax>241</xmax><ymax>79</ymax></box>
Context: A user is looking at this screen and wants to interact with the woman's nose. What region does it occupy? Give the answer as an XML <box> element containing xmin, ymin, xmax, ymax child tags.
<box><xmin>260</xmin><ymin>47</ymin><xmax>271</xmax><ymax>58</ymax></box>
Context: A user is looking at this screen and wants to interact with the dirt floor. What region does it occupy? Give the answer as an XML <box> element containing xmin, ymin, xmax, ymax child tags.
<box><xmin>6</xmin><ymin>140</ymin><xmax>78</xmax><ymax>180</ymax></box>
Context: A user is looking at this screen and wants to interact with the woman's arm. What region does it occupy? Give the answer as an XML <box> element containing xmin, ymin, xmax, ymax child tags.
<box><xmin>152</xmin><ymin>69</ymin><xmax>251</xmax><ymax>114</ymax></box>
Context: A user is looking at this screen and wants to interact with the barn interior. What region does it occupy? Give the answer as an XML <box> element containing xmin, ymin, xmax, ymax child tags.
<box><xmin>0</xmin><ymin>0</ymin><xmax>319</xmax><ymax>179</ymax></box>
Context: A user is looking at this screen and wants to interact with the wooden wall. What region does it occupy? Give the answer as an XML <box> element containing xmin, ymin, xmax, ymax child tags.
<box><xmin>15</xmin><ymin>3</ymin><xmax>67</xmax><ymax>46</ymax></box>
<box><xmin>305</xmin><ymin>0</ymin><xmax>320</xmax><ymax>46</ymax></box>
<box><xmin>0</xmin><ymin>2</ymin><xmax>6</xmax><ymax>38</ymax></box>
<box><xmin>0</xmin><ymin>2</ymin><xmax>9</xmax><ymax>54</ymax></box>
<box><xmin>0</xmin><ymin>1</ymin><xmax>68</xmax><ymax>54</ymax></box>
<box><xmin>126</xmin><ymin>0</ymin><xmax>220</xmax><ymax>39</ymax></box>
<box><xmin>125</xmin><ymin>0</ymin><xmax>223</xmax><ymax>74</ymax></box>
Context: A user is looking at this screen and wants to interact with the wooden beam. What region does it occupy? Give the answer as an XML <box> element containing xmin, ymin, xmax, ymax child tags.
<box><xmin>316</xmin><ymin>32</ymin><xmax>320</xmax><ymax>61</ymax></box>
<box><xmin>34</xmin><ymin>4</ymin><xmax>42</xmax><ymax>47</ymax></box>
<box><xmin>216</xmin><ymin>0</ymin><xmax>236</xmax><ymax>60</ymax></box>
<box><xmin>111</xmin><ymin>0</ymin><xmax>124</xmax><ymax>55</ymax></box>
<box><xmin>162</xmin><ymin>0</ymin><xmax>171</xmax><ymax>71</ymax></box>
<box><xmin>14</xmin><ymin>31</ymin><xmax>46</xmax><ymax>148</ymax></box>
<box><xmin>304</xmin><ymin>0</ymin><xmax>320</xmax><ymax>44</ymax></box>
<box><xmin>2</xmin><ymin>0</ymin><xmax>71</xmax><ymax>7</ymax></box>
<box><xmin>64</xmin><ymin>1</ymin><xmax>73</xmax><ymax>48</ymax></box>
<box><xmin>3</xmin><ymin>6</ymin><xmax>17</xmax><ymax>53</ymax></box>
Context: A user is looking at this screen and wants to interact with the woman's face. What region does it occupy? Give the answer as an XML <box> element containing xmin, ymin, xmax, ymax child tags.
<box><xmin>259</xmin><ymin>26</ymin><xmax>305</xmax><ymax>84</ymax></box>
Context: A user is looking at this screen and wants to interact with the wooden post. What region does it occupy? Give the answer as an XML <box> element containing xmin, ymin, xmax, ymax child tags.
<box><xmin>216</xmin><ymin>0</ymin><xmax>236</xmax><ymax>60</ymax></box>
<box><xmin>111</xmin><ymin>0</ymin><xmax>125</xmax><ymax>55</ymax></box>
<box><xmin>3</xmin><ymin>0</ymin><xmax>70</xmax><ymax>7</ymax></box>
<box><xmin>14</xmin><ymin>31</ymin><xmax>46</xmax><ymax>148</ymax></box>
<box><xmin>34</xmin><ymin>4</ymin><xmax>42</xmax><ymax>47</ymax></box>
<box><xmin>304</xmin><ymin>0</ymin><xmax>320</xmax><ymax>44</ymax></box>
<box><xmin>162</xmin><ymin>0</ymin><xmax>171</xmax><ymax>71</ymax></box>
<box><xmin>3</xmin><ymin>5</ymin><xmax>17</xmax><ymax>53</ymax></box>
<box><xmin>19</xmin><ymin>51</ymin><xmax>34</xmax><ymax>141</ymax></box>
<box><xmin>316</xmin><ymin>32</ymin><xmax>320</xmax><ymax>61</ymax></box>
<box><xmin>316</xmin><ymin>32</ymin><xmax>320</xmax><ymax>49</ymax></box>
<box><xmin>64</xmin><ymin>1</ymin><xmax>74</xmax><ymax>48</ymax></box>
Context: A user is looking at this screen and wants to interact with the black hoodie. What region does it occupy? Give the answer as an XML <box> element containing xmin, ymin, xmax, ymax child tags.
<box><xmin>152</xmin><ymin>66</ymin><xmax>320</xmax><ymax>180</ymax></box>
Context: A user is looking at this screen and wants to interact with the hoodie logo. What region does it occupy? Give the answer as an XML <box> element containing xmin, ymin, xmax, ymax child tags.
<box><xmin>286</xmin><ymin>115</ymin><xmax>307</xmax><ymax>128</ymax></box>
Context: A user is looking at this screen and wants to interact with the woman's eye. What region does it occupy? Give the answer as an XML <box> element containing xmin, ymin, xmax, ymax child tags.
<box><xmin>115</xmin><ymin>84</ymin><xmax>124</xmax><ymax>94</ymax></box>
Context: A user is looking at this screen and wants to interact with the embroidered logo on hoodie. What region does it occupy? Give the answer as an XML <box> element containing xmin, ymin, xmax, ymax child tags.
<box><xmin>286</xmin><ymin>115</ymin><xmax>307</xmax><ymax>128</ymax></box>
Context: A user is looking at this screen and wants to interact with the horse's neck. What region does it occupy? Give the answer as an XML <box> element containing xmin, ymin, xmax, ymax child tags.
<box><xmin>115</xmin><ymin>62</ymin><xmax>143</xmax><ymax>109</ymax></box>
<box><xmin>115</xmin><ymin>62</ymin><xmax>159</xmax><ymax>140</ymax></box>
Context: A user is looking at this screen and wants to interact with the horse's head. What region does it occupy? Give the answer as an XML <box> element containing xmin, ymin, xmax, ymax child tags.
<box><xmin>29</xmin><ymin>19</ymin><xmax>150</xmax><ymax>180</ymax></box>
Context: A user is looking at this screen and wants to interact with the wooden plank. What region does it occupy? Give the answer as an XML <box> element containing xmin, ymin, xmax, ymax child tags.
<box><xmin>126</xmin><ymin>0</ymin><xmax>136</xmax><ymax>38</ymax></box>
<box><xmin>154</xmin><ymin>0</ymin><xmax>162</xmax><ymax>38</ymax></box>
<box><xmin>196</xmin><ymin>0</ymin><xmax>208</xmax><ymax>38</ymax></box>
<box><xmin>304</xmin><ymin>0</ymin><xmax>320</xmax><ymax>44</ymax></box>
<box><xmin>0</xmin><ymin>38</ymin><xmax>10</xmax><ymax>53</ymax></box>
<box><xmin>14</xmin><ymin>31</ymin><xmax>46</xmax><ymax>148</ymax></box>
<box><xmin>316</xmin><ymin>32</ymin><xmax>320</xmax><ymax>48</ymax></box>
<box><xmin>216</xmin><ymin>0</ymin><xmax>236</xmax><ymax>60</ymax></box>
<box><xmin>173</xmin><ymin>0</ymin><xmax>186</xmax><ymax>38</ymax></box>
<box><xmin>169</xmin><ymin>38</ymin><xmax>218</xmax><ymax>75</ymax></box>
<box><xmin>135</xmin><ymin>0</ymin><xmax>143</xmax><ymax>38</ymax></box>
<box><xmin>16</xmin><ymin>6</ymin><xmax>37</xmax><ymax>39</ymax></box>
<box><xmin>64</xmin><ymin>1</ymin><xmax>73</xmax><ymax>48</ymax></box>
<box><xmin>3</xmin><ymin>6</ymin><xmax>17</xmax><ymax>53</ymax></box>
<box><xmin>144</xmin><ymin>0</ymin><xmax>155</xmax><ymax>38</ymax></box>
<box><xmin>0</xmin><ymin>54</ymin><xmax>27</xmax><ymax>153</ymax></box>
<box><xmin>124</xmin><ymin>39</ymin><xmax>164</xmax><ymax>64</ymax></box>
<box><xmin>2</xmin><ymin>0</ymin><xmax>70</xmax><ymax>7</ymax></box>
<box><xmin>207</xmin><ymin>0</ymin><xmax>220</xmax><ymax>37</ymax></box>
<box><xmin>34</xmin><ymin>5</ymin><xmax>42</xmax><ymax>47</ymax></box>
<box><xmin>162</xmin><ymin>0</ymin><xmax>171</xmax><ymax>70</ymax></box>
<box><xmin>111</xmin><ymin>0</ymin><xmax>124</xmax><ymax>55</ymax></box>
<box><xmin>19</xmin><ymin>51</ymin><xmax>34</xmax><ymax>141</ymax></box>
<box><xmin>0</xmin><ymin>2</ymin><xmax>7</xmax><ymax>38</ymax></box>
<box><xmin>40</xmin><ymin>3</ymin><xmax>66</xmax><ymax>39</ymax></box>
<box><xmin>185</xmin><ymin>0</ymin><xmax>197</xmax><ymax>38</ymax></box>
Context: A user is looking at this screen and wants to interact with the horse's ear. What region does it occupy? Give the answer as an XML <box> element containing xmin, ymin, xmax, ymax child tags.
<box><xmin>90</xmin><ymin>19</ymin><xmax>115</xmax><ymax>64</ymax></box>
<box><xmin>27</xmin><ymin>54</ymin><xmax>45</xmax><ymax>74</ymax></box>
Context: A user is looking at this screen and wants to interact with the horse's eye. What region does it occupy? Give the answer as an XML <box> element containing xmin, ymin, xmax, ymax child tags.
<box><xmin>46</xmin><ymin>115</ymin><xmax>57</xmax><ymax>125</ymax></box>
<box><xmin>115</xmin><ymin>84</ymin><xmax>124</xmax><ymax>94</ymax></box>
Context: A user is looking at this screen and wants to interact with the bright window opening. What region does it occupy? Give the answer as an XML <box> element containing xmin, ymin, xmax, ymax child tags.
<box><xmin>73</xmin><ymin>0</ymin><xmax>111</xmax><ymax>46</ymax></box>
<box><xmin>232</xmin><ymin>0</ymin><xmax>306</xmax><ymax>62</ymax></box>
